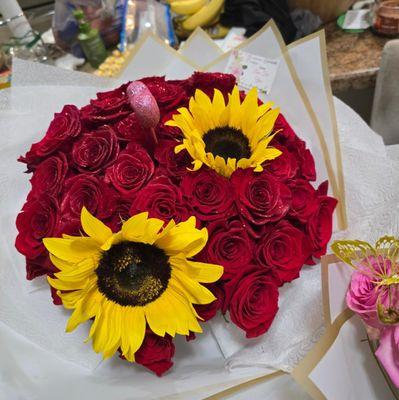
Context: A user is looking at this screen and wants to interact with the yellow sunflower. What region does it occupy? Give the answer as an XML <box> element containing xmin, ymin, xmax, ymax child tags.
<box><xmin>166</xmin><ymin>86</ymin><xmax>282</xmax><ymax>178</ymax></box>
<box><xmin>44</xmin><ymin>207</ymin><xmax>223</xmax><ymax>362</ymax></box>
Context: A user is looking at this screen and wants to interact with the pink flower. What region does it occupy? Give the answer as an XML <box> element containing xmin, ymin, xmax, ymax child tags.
<box><xmin>346</xmin><ymin>256</ymin><xmax>389</xmax><ymax>329</ymax></box>
<box><xmin>376</xmin><ymin>326</ymin><xmax>399</xmax><ymax>387</ymax></box>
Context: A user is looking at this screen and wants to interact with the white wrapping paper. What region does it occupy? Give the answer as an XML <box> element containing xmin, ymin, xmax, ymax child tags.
<box><xmin>2</xmin><ymin>23</ymin><xmax>390</xmax><ymax>399</ymax></box>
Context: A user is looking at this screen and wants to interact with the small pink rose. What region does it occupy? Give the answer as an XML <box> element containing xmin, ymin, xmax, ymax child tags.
<box><xmin>346</xmin><ymin>256</ymin><xmax>390</xmax><ymax>328</ymax></box>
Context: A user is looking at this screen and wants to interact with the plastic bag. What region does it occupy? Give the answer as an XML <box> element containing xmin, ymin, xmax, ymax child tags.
<box><xmin>53</xmin><ymin>0</ymin><xmax>124</xmax><ymax>58</ymax></box>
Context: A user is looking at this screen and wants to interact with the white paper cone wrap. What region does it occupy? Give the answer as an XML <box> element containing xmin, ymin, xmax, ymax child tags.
<box><xmin>2</xmin><ymin>24</ymin><xmax>397</xmax><ymax>399</ymax></box>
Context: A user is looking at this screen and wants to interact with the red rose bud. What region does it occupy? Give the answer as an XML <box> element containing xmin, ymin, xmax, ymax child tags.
<box><xmin>307</xmin><ymin>195</ymin><xmax>338</xmax><ymax>259</ymax></box>
<box><xmin>287</xmin><ymin>179</ymin><xmax>317</xmax><ymax>223</ymax></box>
<box><xmin>135</xmin><ymin>333</ymin><xmax>175</xmax><ymax>377</ymax></box>
<box><xmin>226</xmin><ymin>266</ymin><xmax>279</xmax><ymax>338</ymax></box>
<box><xmin>231</xmin><ymin>169</ymin><xmax>291</xmax><ymax>227</ymax></box>
<box><xmin>181</xmin><ymin>169</ymin><xmax>236</xmax><ymax>222</ymax></box>
<box><xmin>291</xmin><ymin>138</ymin><xmax>316</xmax><ymax>181</ymax></box>
<box><xmin>105</xmin><ymin>143</ymin><xmax>154</xmax><ymax>196</ymax></box>
<box><xmin>200</xmin><ymin>219</ymin><xmax>253</xmax><ymax>280</ymax></box>
<box><xmin>256</xmin><ymin>220</ymin><xmax>311</xmax><ymax>285</ymax></box>
<box><xmin>72</xmin><ymin>126</ymin><xmax>119</xmax><ymax>174</ymax></box>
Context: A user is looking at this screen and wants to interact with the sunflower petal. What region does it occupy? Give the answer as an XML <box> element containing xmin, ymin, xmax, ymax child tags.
<box><xmin>101</xmin><ymin>232</ymin><xmax>123</xmax><ymax>251</ymax></box>
<box><xmin>170</xmin><ymin>255</ymin><xmax>223</xmax><ymax>283</ymax></box>
<box><xmin>47</xmin><ymin>275</ymin><xmax>94</xmax><ymax>291</ymax></box>
<box><xmin>145</xmin><ymin>296</ymin><xmax>169</xmax><ymax>336</ymax></box>
<box><xmin>121</xmin><ymin>212</ymin><xmax>149</xmax><ymax>241</ymax></box>
<box><xmin>65</xmin><ymin>287</ymin><xmax>102</xmax><ymax>332</ymax></box>
<box><xmin>103</xmin><ymin>303</ymin><xmax>122</xmax><ymax>359</ymax></box>
<box><xmin>228</xmin><ymin>86</ymin><xmax>242</xmax><ymax>129</ymax></box>
<box><xmin>122</xmin><ymin>307</ymin><xmax>146</xmax><ymax>362</ymax></box>
<box><xmin>43</xmin><ymin>237</ymin><xmax>100</xmax><ymax>263</ymax></box>
<box><xmin>155</xmin><ymin>217</ymin><xmax>207</xmax><ymax>257</ymax></box>
<box><xmin>162</xmin><ymin>289</ymin><xmax>200</xmax><ymax>335</ymax></box>
<box><xmin>81</xmin><ymin>207</ymin><xmax>113</xmax><ymax>245</ymax></box>
<box><xmin>171</xmin><ymin>270</ymin><xmax>216</xmax><ymax>305</ymax></box>
<box><xmin>211</xmin><ymin>89</ymin><xmax>226</xmax><ymax>125</ymax></box>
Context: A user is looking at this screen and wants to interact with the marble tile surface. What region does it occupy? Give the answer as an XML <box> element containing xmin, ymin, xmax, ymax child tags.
<box><xmin>325</xmin><ymin>22</ymin><xmax>391</xmax><ymax>92</ymax></box>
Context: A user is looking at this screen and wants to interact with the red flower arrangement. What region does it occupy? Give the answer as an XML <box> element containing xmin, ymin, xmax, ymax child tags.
<box><xmin>16</xmin><ymin>72</ymin><xmax>337</xmax><ymax>376</ymax></box>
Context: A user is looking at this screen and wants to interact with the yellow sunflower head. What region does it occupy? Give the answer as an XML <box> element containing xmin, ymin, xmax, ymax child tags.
<box><xmin>166</xmin><ymin>85</ymin><xmax>282</xmax><ymax>178</ymax></box>
<box><xmin>43</xmin><ymin>207</ymin><xmax>223</xmax><ymax>362</ymax></box>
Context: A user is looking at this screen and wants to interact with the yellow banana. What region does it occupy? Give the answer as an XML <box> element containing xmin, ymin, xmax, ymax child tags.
<box><xmin>171</xmin><ymin>0</ymin><xmax>208</xmax><ymax>15</ymax></box>
<box><xmin>181</xmin><ymin>0</ymin><xmax>224</xmax><ymax>31</ymax></box>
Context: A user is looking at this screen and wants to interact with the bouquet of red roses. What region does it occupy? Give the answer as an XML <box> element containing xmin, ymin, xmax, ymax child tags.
<box><xmin>15</xmin><ymin>72</ymin><xmax>337</xmax><ymax>376</ymax></box>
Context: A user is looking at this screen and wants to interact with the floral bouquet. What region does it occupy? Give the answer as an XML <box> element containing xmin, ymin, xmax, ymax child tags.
<box><xmin>14</xmin><ymin>71</ymin><xmax>337</xmax><ymax>376</ymax></box>
<box><xmin>332</xmin><ymin>237</ymin><xmax>399</xmax><ymax>388</ymax></box>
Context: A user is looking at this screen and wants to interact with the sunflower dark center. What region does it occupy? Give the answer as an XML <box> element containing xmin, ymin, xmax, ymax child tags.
<box><xmin>96</xmin><ymin>242</ymin><xmax>171</xmax><ymax>306</ymax></box>
<box><xmin>203</xmin><ymin>126</ymin><xmax>251</xmax><ymax>161</ymax></box>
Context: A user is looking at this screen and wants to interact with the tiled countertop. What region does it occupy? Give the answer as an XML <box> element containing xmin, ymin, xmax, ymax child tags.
<box><xmin>325</xmin><ymin>21</ymin><xmax>390</xmax><ymax>92</ymax></box>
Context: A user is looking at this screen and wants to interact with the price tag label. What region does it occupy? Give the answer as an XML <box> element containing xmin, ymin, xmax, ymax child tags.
<box><xmin>225</xmin><ymin>50</ymin><xmax>280</xmax><ymax>94</ymax></box>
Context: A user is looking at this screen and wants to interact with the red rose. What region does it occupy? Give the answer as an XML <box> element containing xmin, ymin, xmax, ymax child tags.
<box><xmin>287</xmin><ymin>179</ymin><xmax>317</xmax><ymax>223</ymax></box>
<box><xmin>15</xmin><ymin>194</ymin><xmax>59</xmax><ymax>260</ymax></box>
<box><xmin>158</xmin><ymin>113</ymin><xmax>184</xmax><ymax>141</ymax></box>
<box><xmin>25</xmin><ymin>254</ymin><xmax>55</xmax><ymax>281</ymax></box>
<box><xmin>105</xmin><ymin>143</ymin><xmax>154</xmax><ymax>196</ymax></box>
<box><xmin>30</xmin><ymin>153</ymin><xmax>68</xmax><ymax>196</ymax></box>
<box><xmin>61</xmin><ymin>174</ymin><xmax>116</xmax><ymax>222</ymax></box>
<box><xmin>195</xmin><ymin>284</ymin><xmax>224</xmax><ymax>321</ymax></box>
<box><xmin>106</xmin><ymin>197</ymin><xmax>132</xmax><ymax>232</ymax></box>
<box><xmin>130</xmin><ymin>176</ymin><xmax>190</xmax><ymax>223</ymax></box>
<box><xmin>19</xmin><ymin>105</ymin><xmax>81</xmax><ymax>168</ymax></box>
<box><xmin>256</xmin><ymin>220</ymin><xmax>310</xmax><ymax>285</ymax></box>
<box><xmin>200</xmin><ymin>219</ymin><xmax>253</xmax><ymax>280</ymax></box>
<box><xmin>187</xmin><ymin>72</ymin><xmax>236</xmax><ymax>98</ymax></box>
<box><xmin>141</xmin><ymin>76</ymin><xmax>187</xmax><ymax>111</ymax></box>
<box><xmin>291</xmin><ymin>139</ymin><xmax>316</xmax><ymax>181</ymax></box>
<box><xmin>231</xmin><ymin>169</ymin><xmax>291</xmax><ymax>226</ymax></box>
<box><xmin>273</xmin><ymin>114</ymin><xmax>296</xmax><ymax>145</ymax></box>
<box><xmin>135</xmin><ymin>333</ymin><xmax>175</xmax><ymax>377</ymax></box>
<box><xmin>72</xmin><ymin>126</ymin><xmax>119</xmax><ymax>174</ymax></box>
<box><xmin>50</xmin><ymin>285</ymin><xmax>62</xmax><ymax>305</ymax></box>
<box><xmin>226</xmin><ymin>266</ymin><xmax>279</xmax><ymax>338</ymax></box>
<box><xmin>307</xmin><ymin>195</ymin><xmax>338</xmax><ymax>258</ymax></box>
<box><xmin>181</xmin><ymin>169</ymin><xmax>236</xmax><ymax>222</ymax></box>
<box><xmin>265</xmin><ymin>144</ymin><xmax>298</xmax><ymax>181</ymax></box>
<box><xmin>273</xmin><ymin>117</ymin><xmax>316</xmax><ymax>182</ymax></box>
<box><xmin>154</xmin><ymin>140</ymin><xmax>191</xmax><ymax>183</ymax></box>
<box><xmin>317</xmin><ymin>180</ymin><xmax>329</xmax><ymax>196</ymax></box>
<box><xmin>81</xmin><ymin>84</ymin><xmax>131</xmax><ymax>127</ymax></box>
<box><xmin>114</xmin><ymin>113</ymin><xmax>145</xmax><ymax>144</ymax></box>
